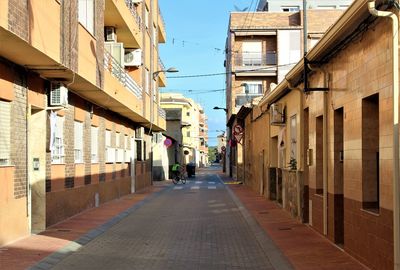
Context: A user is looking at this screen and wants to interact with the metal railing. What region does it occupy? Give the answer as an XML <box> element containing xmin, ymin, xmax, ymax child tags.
<box><xmin>158</xmin><ymin>57</ymin><xmax>165</xmax><ymax>71</ymax></box>
<box><xmin>158</xmin><ymin>107</ymin><xmax>166</xmax><ymax>119</ymax></box>
<box><xmin>104</xmin><ymin>51</ymin><xmax>143</xmax><ymax>99</ymax></box>
<box><xmin>125</xmin><ymin>0</ymin><xmax>143</xmax><ymax>30</ymax></box>
<box><xmin>235</xmin><ymin>93</ymin><xmax>263</xmax><ymax>107</ymax></box>
<box><xmin>234</xmin><ymin>51</ymin><xmax>277</xmax><ymax>66</ymax></box>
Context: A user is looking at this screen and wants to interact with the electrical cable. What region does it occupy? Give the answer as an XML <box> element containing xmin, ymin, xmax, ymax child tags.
<box><xmin>166</xmin><ymin>62</ymin><xmax>299</xmax><ymax>79</ymax></box>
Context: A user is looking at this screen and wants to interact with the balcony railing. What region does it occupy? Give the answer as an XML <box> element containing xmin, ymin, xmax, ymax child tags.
<box><xmin>125</xmin><ymin>0</ymin><xmax>143</xmax><ymax>30</ymax></box>
<box><xmin>104</xmin><ymin>51</ymin><xmax>143</xmax><ymax>99</ymax></box>
<box><xmin>158</xmin><ymin>107</ymin><xmax>166</xmax><ymax>119</ymax></box>
<box><xmin>235</xmin><ymin>93</ymin><xmax>263</xmax><ymax>107</ymax></box>
<box><xmin>234</xmin><ymin>51</ymin><xmax>277</xmax><ymax>66</ymax></box>
<box><xmin>158</xmin><ymin>57</ymin><xmax>165</xmax><ymax>71</ymax></box>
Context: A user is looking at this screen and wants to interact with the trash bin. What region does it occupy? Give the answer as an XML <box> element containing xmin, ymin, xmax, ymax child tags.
<box><xmin>186</xmin><ymin>163</ymin><xmax>196</xmax><ymax>178</ymax></box>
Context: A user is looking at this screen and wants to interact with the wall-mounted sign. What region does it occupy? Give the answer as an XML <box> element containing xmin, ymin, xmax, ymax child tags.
<box><xmin>33</xmin><ymin>158</ymin><xmax>40</xmax><ymax>171</ymax></box>
<box><xmin>164</xmin><ymin>138</ymin><xmax>172</xmax><ymax>148</ymax></box>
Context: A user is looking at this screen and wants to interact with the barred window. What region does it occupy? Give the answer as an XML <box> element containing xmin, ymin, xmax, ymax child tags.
<box><xmin>74</xmin><ymin>121</ymin><xmax>84</xmax><ymax>163</ymax></box>
<box><xmin>0</xmin><ymin>101</ymin><xmax>11</xmax><ymax>166</ymax></box>
<box><xmin>51</xmin><ymin>116</ymin><xmax>65</xmax><ymax>164</ymax></box>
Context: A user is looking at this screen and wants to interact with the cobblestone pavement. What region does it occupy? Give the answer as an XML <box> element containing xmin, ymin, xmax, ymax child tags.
<box><xmin>35</xmin><ymin>171</ymin><xmax>292</xmax><ymax>270</ymax></box>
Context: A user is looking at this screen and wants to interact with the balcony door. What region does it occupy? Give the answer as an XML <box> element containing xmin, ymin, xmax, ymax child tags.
<box><xmin>242</xmin><ymin>41</ymin><xmax>262</xmax><ymax>66</ymax></box>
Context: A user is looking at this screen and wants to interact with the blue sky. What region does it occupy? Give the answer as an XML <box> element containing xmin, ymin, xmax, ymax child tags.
<box><xmin>159</xmin><ymin>0</ymin><xmax>254</xmax><ymax>146</ymax></box>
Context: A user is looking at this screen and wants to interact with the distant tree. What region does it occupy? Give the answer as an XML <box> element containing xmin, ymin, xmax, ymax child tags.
<box><xmin>208</xmin><ymin>146</ymin><xmax>218</xmax><ymax>163</ymax></box>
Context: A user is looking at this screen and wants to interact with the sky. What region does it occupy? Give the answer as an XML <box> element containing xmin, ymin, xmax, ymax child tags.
<box><xmin>159</xmin><ymin>0</ymin><xmax>257</xmax><ymax>146</ymax></box>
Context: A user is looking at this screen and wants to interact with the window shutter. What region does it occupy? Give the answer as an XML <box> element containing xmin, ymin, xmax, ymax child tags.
<box><xmin>0</xmin><ymin>101</ymin><xmax>11</xmax><ymax>165</ymax></box>
<box><xmin>91</xmin><ymin>126</ymin><xmax>98</xmax><ymax>162</ymax></box>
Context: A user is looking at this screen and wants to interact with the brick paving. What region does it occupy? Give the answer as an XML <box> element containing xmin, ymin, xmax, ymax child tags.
<box><xmin>0</xmin><ymin>168</ymin><xmax>370</xmax><ymax>270</ymax></box>
<box><xmin>218</xmin><ymin>173</ymin><xmax>369</xmax><ymax>270</ymax></box>
<box><xmin>43</xmin><ymin>173</ymin><xmax>289</xmax><ymax>270</ymax></box>
<box><xmin>0</xmin><ymin>183</ymin><xmax>167</xmax><ymax>270</ymax></box>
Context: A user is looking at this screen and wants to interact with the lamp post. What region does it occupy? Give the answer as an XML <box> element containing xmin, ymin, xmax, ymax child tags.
<box><xmin>213</xmin><ymin>106</ymin><xmax>227</xmax><ymax>113</ymax></box>
<box><xmin>151</xmin><ymin>67</ymin><xmax>178</xmax><ymax>183</ymax></box>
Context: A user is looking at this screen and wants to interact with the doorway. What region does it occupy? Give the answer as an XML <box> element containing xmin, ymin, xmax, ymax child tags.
<box><xmin>334</xmin><ymin>107</ymin><xmax>344</xmax><ymax>245</ymax></box>
<box><xmin>28</xmin><ymin>107</ymin><xmax>46</xmax><ymax>233</ymax></box>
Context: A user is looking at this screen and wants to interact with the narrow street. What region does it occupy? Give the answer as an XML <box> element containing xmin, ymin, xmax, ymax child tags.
<box><xmin>32</xmin><ymin>168</ymin><xmax>291</xmax><ymax>270</ymax></box>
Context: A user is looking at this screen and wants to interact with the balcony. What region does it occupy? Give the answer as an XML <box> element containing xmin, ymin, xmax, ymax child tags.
<box><xmin>233</xmin><ymin>51</ymin><xmax>277</xmax><ymax>76</ymax></box>
<box><xmin>235</xmin><ymin>93</ymin><xmax>263</xmax><ymax>108</ymax></box>
<box><xmin>104</xmin><ymin>51</ymin><xmax>142</xmax><ymax>99</ymax></box>
<box><xmin>158</xmin><ymin>8</ymin><xmax>167</xmax><ymax>43</ymax></box>
<box><xmin>104</xmin><ymin>0</ymin><xmax>142</xmax><ymax>48</ymax></box>
<box><xmin>158</xmin><ymin>107</ymin><xmax>166</xmax><ymax>119</ymax></box>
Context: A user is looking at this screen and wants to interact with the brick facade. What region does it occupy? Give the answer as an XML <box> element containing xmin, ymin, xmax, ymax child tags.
<box><xmin>8</xmin><ymin>0</ymin><xmax>29</xmax><ymax>41</ymax></box>
<box><xmin>12</xmin><ymin>72</ymin><xmax>28</xmax><ymax>199</ymax></box>
<box><xmin>60</xmin><ymin>0</ymin><xmax>79</xmax><ymax>71</ymax></box>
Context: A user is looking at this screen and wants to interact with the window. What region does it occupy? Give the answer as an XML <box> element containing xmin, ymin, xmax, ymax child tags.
<box><xmin>315</xmin><ymin>115</ymin><xmax>323</xmax><ymax>194</ymax></box>
<box><xmin>136</xmin><ymin>139</ymin><xmax>143</xmax><ymax>161</ymax></box>
<box><xmin>145</xmin><ymin>68</ymin><xmax>150</xmax><ymax>93</ymax></box>
<box><xmin>281</xmin><ymin>6</ymin><xmax>300</xmax><ymax>12</ymax></box>
<box><xmin>187</xmin><ymin>131</ymin><xmax>190</xmax><ymax>137</ymax></box>
<box><xmin>51</xmin><ymin>116</ymin><xmax>65</xmax><ymax>164</ymax></box>
<box><xmin>145</xmin><ymin>6</ymin><xmax>149</xmax><ymax>29</ymax></box>
<box><xmin>105</xmin><ymin>129</ymin><xmax>114</xmax><ymax>163</ymax></box>
<box><xmin>362</xmin><ymin>94</ymin><xmax>380</xmax><ymax>211</ymax></box>
<box><xmin>74</xmin><ymin>121</ymin><xmax>84</xmax><ymax>163</ymax></box>
<box><xmin>78</xmin><ymin>0</ymin><xmax>94</xmax><ymax>34</ymax></box>
<box><xmin>91</xmin><ymin>126</ymin><xmax>98</xmax><ymax>163</ymax></box>
<box><xmin>0</xmin><ymin>101</ymin><xmax>11</xmax><ymax>166</ymax></box>
<box><xmin>115</xmin><ymin>132</ymin><xmax>123</xmax><ymax>162</ymax></box>
<box><xmin>290</xmin><ymin>115</ymin><xmax>297</xmax><ymax>162</ymax></box>
<box><xmin>124</xmin><ymin>135</ymin><xmax>130</xmax><ymax>162</ymax></box>
<box><xmin>186</xmin><ymin>111</ymin><xmax>190</xmax><ymax>116</ymax></box>
<box><xmin>242</xmin><ymin>41</ymin><xmax>262</xmax><ymax>66</ymax></box>
<box><xmin>153</xmin><ymin>24</ymin><xmax>157</xmax><ymax>45</ymax></box>
<box><xmin>243</xmin><ymin>81</ymin><xmax>263</xmax><ymax>94</ymax></box>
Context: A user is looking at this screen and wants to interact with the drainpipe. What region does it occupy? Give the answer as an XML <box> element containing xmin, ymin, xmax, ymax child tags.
<box><xmin>307</xmin><ymin>65</ymin><xmax>329</xmax><ymax>236</ymax></box>
<box><xmin>368</xmin><ymin>2</ymin><xmax>400</xmax><ymax>269</ymax></box>
<box><xmin>288</xmin><ymin>81</ymin><xmax>304</xmax><ymax>220</ymax></box>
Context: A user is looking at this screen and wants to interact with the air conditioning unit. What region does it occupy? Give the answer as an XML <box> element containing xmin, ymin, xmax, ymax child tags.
<box><xmin>270</xmin><ymin>103</ymin><xmax>285</xmax><ymax>125</ymax></box>
<box><xmin>49</xmin><ymin>82</ymin><xmax>68</xmax><ymax>107</ymax></box>
<box><xmin>105</xmin><ymin>26</ymin><xmax>117</xmax><ymax>42</ymax></box>
<box><xmin>135</xmin><ymin>127</ymin><xmax>144</xmax><ymax>139</ymax></box>
<box><xmin>104</xmin><ymin>42</ymin><xmax>124</xmax><ymax>66</ymax></box>
<box><xmin>124</xmin><ymin>49</ymin><xmax>142</xmax><ymax>66</ymax></box>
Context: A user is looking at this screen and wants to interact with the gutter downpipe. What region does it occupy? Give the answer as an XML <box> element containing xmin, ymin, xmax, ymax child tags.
<box><xmin>288</xmin><ymin>81</ymin><xmax>304</xmax><ymax>221</ymax></box>
<box><xmin>368</xmin><ymin>2</ymin><xmax>400</xmax><ymax>269</ymax></box>
<box><xmin>307</xmin><ymin>64</ymin><xmax>329</xmax><ymax>236</ymax></box>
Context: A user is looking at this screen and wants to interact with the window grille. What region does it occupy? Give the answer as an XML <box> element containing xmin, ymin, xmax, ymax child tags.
<box><xmin>74</xmin><ymin>121</ymin><xmax>83</xmax><ymax>163</ymax></box>
<box><xmin>91</xmin><ymin>126</ymin><xmax>98</xmax><ymax>162</ymax></box>
<box><xmin>52</xmin><ymin>116</ymin><xmax>65</xmax><ymax>164</ymax></box>
<box><xmin>0</xmin><ymin>101</ymin><xmax>11</xmax><ymax>166</ymax></box>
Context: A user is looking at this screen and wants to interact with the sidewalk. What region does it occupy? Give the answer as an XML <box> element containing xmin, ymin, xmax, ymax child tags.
<box><xmin>219</xmin><ymin>173</ymin><xmax>369</xmax><ymax>270</ymax></box>
<box><xmin>0</xmin><ymin>182</ymin><xmax>170</xmax><ymax>270</ymax></box>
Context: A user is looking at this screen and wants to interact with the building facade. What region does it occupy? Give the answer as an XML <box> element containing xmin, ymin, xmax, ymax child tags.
<box><xmin>0</xmin><ymin>0</ymin><xmax>168</xmax><ymax>246</ymax></box>
<box><xmin>237</xmin><ymin>1</ymin><xmax>400</xmax><ymax>269</ymax></box>
<box><xmin>225</xmin><ymin>8</ymin><xmax>345</xmax><ymax>181</ymax></box>
<box><xmin>257</xmin><ymin>0</ymin><xmax>352</xmax><ymax>12</ymax></box>
<box><xmin>161</xmin><ymin>93</ymin><xmax>209</xmax><ymax>168</ymax></box>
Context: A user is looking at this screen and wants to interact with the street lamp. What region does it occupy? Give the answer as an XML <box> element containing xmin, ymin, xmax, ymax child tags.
<box><xmin>213</xmin><ymin>106</ymin><xmax>227</xmax><ymax>113</ymax></box>
<box><xmin>153</xmin><ymin>67</ymin><xmax>179</xmax><ymax>79</ymax></box>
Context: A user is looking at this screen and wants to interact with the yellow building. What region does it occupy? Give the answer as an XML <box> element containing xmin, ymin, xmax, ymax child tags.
<box><xmin>0</xmin><ymin>0</ymin><xmax>169</xmax><ymax>246</ymax></box>
<box><xmin>161</xmin><ymin>93</ymin><xmax>208</xmax><ymax>166</ymax></box>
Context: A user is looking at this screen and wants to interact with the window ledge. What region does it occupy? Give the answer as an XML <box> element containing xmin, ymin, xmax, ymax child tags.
<box><xmin>360</xmin><ymin>208</ymin><xmax>380</xmax><ymax>216</ymax></box>
<box><xmin>0</xmin><ymin>165</ymin><xmax>15</xmax><ymax>168</ymax></box>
